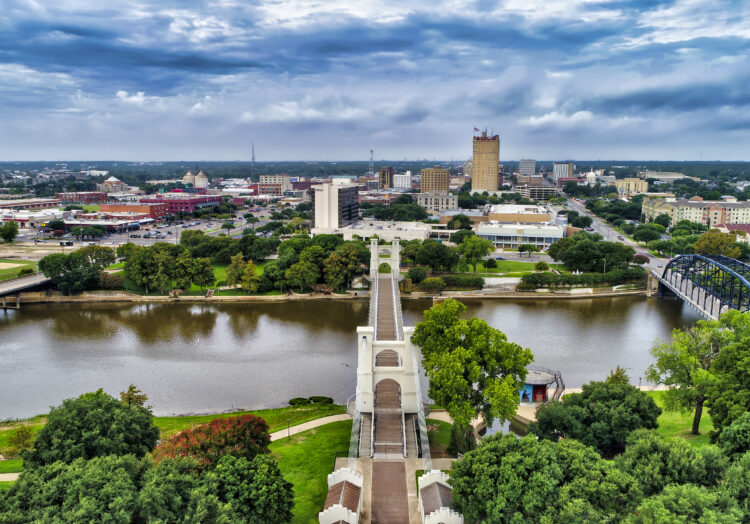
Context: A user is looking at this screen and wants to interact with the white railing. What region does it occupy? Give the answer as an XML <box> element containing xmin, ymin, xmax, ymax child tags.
<box><xmin>401</xmin><ymin>410</ymin><xmax>407</xmax><ymax>458</ymax></box>
<box><xmin>370</xmin><ymin>410</ymin><xmax>375</xmax><ymax>458</ymax></box>
<box><xmin>391</xmin><ymin>273</ymin><xmax>402</xmax><ymax>341</ymax></box>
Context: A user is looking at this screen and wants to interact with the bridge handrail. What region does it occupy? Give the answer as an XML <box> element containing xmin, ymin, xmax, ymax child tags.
<box><xmin>662</xmin><ymin>254</ymin><xmax>750</xmax><ymax>289</ymax></box>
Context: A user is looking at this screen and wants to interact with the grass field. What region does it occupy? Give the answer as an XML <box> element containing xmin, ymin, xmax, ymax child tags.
<box><xmin>270</xmin><ymin>420</ymin><xmax>352</xmax><ymax>524</ymax></box>
<box><xmin>646</xmin><ymin>391</ymin><xmax>714</xmax><ymax>447</ymax></box>
<box><xmin>426</xmin><ymin>418</ymin><xmax>453</xmax><ymax>456</ymax></box>
<box><xmin>0</xmin><ymin>481</ymin><xmax>14</xmax><ymax>491</ymax></box>
<box><xmin>0</xmin><ymin>459</ymin><xmax>22</xmax><ymax>474</ymax></box>
<box><xmin>154</xmin><ymin>403</ymin><xmax>346</xmax><ymax>439</ymax></box>
<box><xmin>455</xmin><ymin>260</ymin><xmax>567</xmax><ymax>274</ymax></box>
<box><xmin>0</xmin><ymin>258</ymin><xmax>37</xmax><ymax>281</ymax></box>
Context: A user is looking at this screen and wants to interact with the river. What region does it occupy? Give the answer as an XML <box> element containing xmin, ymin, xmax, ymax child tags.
<box><xmin>0</xmin><ymin>296</ymin><xmax>699</xmax><ymax>420</ymax></box>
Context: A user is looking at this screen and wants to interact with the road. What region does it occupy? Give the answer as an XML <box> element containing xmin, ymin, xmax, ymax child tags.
<box><xmin>565</xmin><ymin>198</ymin><xmax>667</xmax><ymax>274</ymax></box>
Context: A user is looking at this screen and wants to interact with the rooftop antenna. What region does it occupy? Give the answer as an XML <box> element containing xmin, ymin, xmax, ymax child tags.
<box><xmin>369</xmin><ymin>149</ymin><xmax>374</xmax><ymax>175</ymax></box>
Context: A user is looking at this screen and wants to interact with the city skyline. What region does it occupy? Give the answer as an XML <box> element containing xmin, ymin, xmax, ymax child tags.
<box><xmin>1</xmin><ymin>1</ymin><xmax>749</xmax><ymax>161</ymax></box>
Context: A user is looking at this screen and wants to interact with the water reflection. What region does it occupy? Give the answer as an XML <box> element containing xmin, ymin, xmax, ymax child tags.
<box><xmin>0</xmin><ymin>297</ymin><xmax>697</xmax><ymax>419</ymax></box>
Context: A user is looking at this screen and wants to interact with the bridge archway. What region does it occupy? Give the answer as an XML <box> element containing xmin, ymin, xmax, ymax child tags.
<box><xmin>370</xmin><ymin>238</ymin><xmax>401</xmax><ymax>278</ymax></box>
<box><xmin>375</xmin><ymin>349</ymin><xmax>400</xmax><ymax>367</ymax></box>
<box><xmin>375</xmin><ymin>378</ymin><xmax>401</xmax><ymax>408</ymax></box>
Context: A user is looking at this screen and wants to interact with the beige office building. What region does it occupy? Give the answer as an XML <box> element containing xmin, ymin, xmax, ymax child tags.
<box><xmin>420</xmin><ymin>166</ymin><xmax>450</xmax><ymax>194</ymax></box>
<box><xmin>614</xmin><ymin>178</ymin><xmax>648</xmax><ymax>196</ymax></box>
<box><xmin>378</xmin><ymin>167</ymin><xmax>394</xmax><ymax>190</ymax></box>
<box><xmin>416</xmin><ymin>192</ymin><xmax>458</xmax><ymax>212</ymax></box>
<box><xmin>643</xmin><ymin>196</ymin><xmax>750</xmax><ymax>228</ymax></box>
<box><xmin>471</xmin><ymin>131</ymin><xmax>500</xmax><ymax>193</ymax></box>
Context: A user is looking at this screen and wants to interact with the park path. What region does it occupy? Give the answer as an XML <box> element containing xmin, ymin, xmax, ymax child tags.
<box><xmin>268</xmin><ymin>413</ymin><xmax>352</xmax><ymax>441</ymax></box>
<box><xmin>0</xmin><ymin>414</ymin><xmax>353</xmax><ymax>484</ymax></box>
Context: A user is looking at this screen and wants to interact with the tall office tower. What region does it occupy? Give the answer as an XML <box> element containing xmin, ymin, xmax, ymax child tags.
<box><xmin>553</xmin><ymin>162</ymin><xmax>575</xmax><ymax>181</ymax></box>
<box><xmin>392</xmin><ymin>173</ymin><xmax>412</xmax><ymax>190</ymax></box>
<box><xmin>519</xmin><ymin>158</ymin><xmax>536</xmax><ymax>176</ymax></box>
<box><xmin>471</xmin><ymin>131</ymin><xmax>500</xmax><ymax>192</ymax></box>
<box><xmin>378</xmin><ymin>166</ymin><xmax>394</xmax><ymax>190</ymax></box>
<box><xmin>420</xmin><ymin>165</ymin><xmax>450</xmax><ymax>194</ymax></box>
<box><xmin>311</xmin><ymin>183</ymin><xmax>360</xmax><ymax>229</ymax></box>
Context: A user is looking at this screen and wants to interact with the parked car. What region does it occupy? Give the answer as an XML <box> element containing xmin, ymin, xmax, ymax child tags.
<box><xmin>585</xmin><ymin>227</ymin><xmax>594</xmax><ymax>231</ymax></box>
<box><xmin>617</xmin><ymin>235</ymin><xmax>624</xmax><ymax>240</ymax></box>
<box><xmin>495</xmin><ymin>256</ymin><xmax>505</xmax><ymax>260</ymax></box>
<box><xmin>130</xmin><ymin>234</ymin><xmax>141</xmax><ymax>238</ymax></box>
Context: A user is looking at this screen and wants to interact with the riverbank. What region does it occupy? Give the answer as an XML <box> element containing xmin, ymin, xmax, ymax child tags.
<box><xmin>14</xmin><ymin>286</ymin><xmax>646</xmax><ymax>304</ymax></box>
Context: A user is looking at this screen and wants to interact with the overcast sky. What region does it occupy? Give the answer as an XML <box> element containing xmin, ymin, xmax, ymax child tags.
<box><xmin>0</xmin><ymin>0</ymin><xmax>748</xmax><ymax>162</ymax></box>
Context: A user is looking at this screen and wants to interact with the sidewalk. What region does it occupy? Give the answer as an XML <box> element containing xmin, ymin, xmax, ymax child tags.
<box><xmin>0</xmin><ymin>473</ymin><xmax>19</xmax><ymax>481</ymax></box>
<box><xmin>269</xmin><ymin>413</ymin><xmax>352</xmax><ymax>441</ymax></box>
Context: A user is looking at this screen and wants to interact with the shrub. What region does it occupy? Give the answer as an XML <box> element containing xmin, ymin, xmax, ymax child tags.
<box><xmin>407</xmin><ymin>265</ymin><xmax>428</xmax><ymax>284</ymax></box>
<box><xmin>99</xmin><ymin>272</ymin><xmax>124</xmax><ymax>290</ymax></box>
<box><xmin>484</xmin><ymin>259</ymin><xmax>497</xmax><ymax>269</ymax></box>
<box><xmin>441</xmin><ymin>274</ymin><xmax>484</xmax><ymax>289</ymax></box>
<box><xmin>153</xmin><ymin>415</ymin><xmax>270</xmax><ymax>471</ymax></box>
<box><xmin>717</xmin><ymin>412</ymin><xmax>750</xmax><ymax>461</ymax></box>
<box><xmin>18</xmin><ymin>267</ymin><xmax>34</xmax><ymax>276</ymax></box>
<box><xmin>519</xmin><ymin>267</ymin><xmax>645</xmax><ymax>289</ymax></box>
<box><xmin>633</xmin><ymin>254</ymin><xmax>649</xmax><ymax>265</ymax></box>
<box><xmin>288</xmin><ymin>397</ymin><xmax>311</xmax><ymax>406</ymax></box>
<box><xmin>308</xmin><ymin>396</ymin><xmax>333</xmax><ymax>404</ymax></box>
<box><xmin>534</xmin><ymin>261</ymin><xmax>549</xmax><ymax>271</ymax></box>
<box><xmin>419</xmin><ymin>277</ymin><xmax>446</xmax><ymax>293</ymax></box>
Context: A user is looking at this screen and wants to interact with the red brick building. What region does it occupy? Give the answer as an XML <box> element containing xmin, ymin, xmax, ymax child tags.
<box><xmin>56</xmin><ymin>192</ymin><xmax>108</xmax><ymax>204</ymax></box>
<box><xmin>100</xmin><ymin>203</ymin><xmax>169</xmax><ymax>219</ymax></box>
<box><xmin>140</xmin><ymin>194</ymin><xmax>222</xmax><ymax>213</ymax></box>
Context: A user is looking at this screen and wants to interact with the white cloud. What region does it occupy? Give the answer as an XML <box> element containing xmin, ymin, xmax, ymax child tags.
<box><xmin>519</xmin><ymin>110</ymin><xmax>593</xmax><ymax>127</ymax></box>
<box><xmin>116</xmin><ymin>90</ymin><xmax>147</xmax><ymax>106</ymax></box>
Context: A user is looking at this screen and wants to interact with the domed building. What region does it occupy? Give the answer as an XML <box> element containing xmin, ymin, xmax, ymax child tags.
<box><xmin>182</xmin><ymin>170</ymin><xmax>196</xmax><ymax>186</ymax></box>
<box><xmin>194</xmin><ymin>170</ymin><xmax>209</xmax><ymax>189</ymax></box>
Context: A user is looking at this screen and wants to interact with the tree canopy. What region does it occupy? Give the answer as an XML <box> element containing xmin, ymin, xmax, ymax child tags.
<box><xmin>412</xmin><ymin>299</ymin><xmax>533</xmax><ymax>450</ymax></box>
<box><xmin>22</xmin><ymin>389</ymin><xmax>159</xmax><ymax>468</ymax></box>
<box><xmin>530</xmin><ymin>381</ymin><xmax>661</xmax><ymax>457</ymax></box>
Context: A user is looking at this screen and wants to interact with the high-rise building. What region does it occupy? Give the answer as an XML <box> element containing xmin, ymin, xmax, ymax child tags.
<box><xmin>378</xmin><ymin>166</ymin><xmax>394</xmax><ymax>190</ymax></box>
<box><xmin>519</xmin><ymin>159</ymin><xmax>536</xmax><ymax>177</ymax></box>
<box><xmin>393</xmin><ymin>173</ymin><xmax>412</xmax><ymax>190</ymax></box>
<box><xmin>420</xmin><ymin>165</ymin><xmax>450</xmax><ymax>194</ymax></box>
<box><xmin>311</xmin><ymin>183</ymin><xmax>359</xmax><ymax>229</ymax></box>
<box><xmin>471</xmin><ymin>131</ymin><xmax>500</xmax><ymax>192</ymax></box>
<box><xmin>553</xmin><ymin>162</ymin><xmax>575</xmax><ymax>181</ymax></box>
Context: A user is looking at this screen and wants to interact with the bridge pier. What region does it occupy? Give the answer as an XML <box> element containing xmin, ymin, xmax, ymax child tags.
<box><xmin>1</xmin><ymin>294</ymin><xmax>20</xmax><ymax>310</ymax></box>
<box><xmin>646</xmin><ymin>273</ymin><xmax>659</xmax><ymax>298</ymax></box>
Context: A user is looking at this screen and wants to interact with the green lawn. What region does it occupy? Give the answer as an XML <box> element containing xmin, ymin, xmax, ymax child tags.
<box><xmin>153</xmin><ymin>403</ymin><xmax>346</xmax><ymax>440</ymax></box>
<box><xmin>122</xmin><ymin>261</ymin><xmax>269</xmax><ymax>295</ymax></box>
<box><xmin>0</xmin><ymin>259</ymin><xmax>37</xmax><ymax>281</ymax></box>
<box><xmin>0</xmin><ymin>419</ymin><xmax>45</xmax><ymax>457</ymax></box>
<box><xmin>106</xmin><ymin>261</ymin><xmax>126</xmax><ymax>270</ymax></box>
<box><xmin>0</xmin><ymin>459</ymin><xmax>23</xmax><ymax>474</ymax></box>
<box><xmin>0</xmin><ymin>481</ymin><xmax>15</xmax><ymax>491</ymax></box>
<box><xmin>455</xmin><ymin>260</ymin><xmax>567</xmax><ymax>274</ymax></box>
<box><xmin>270</xmin><ymin>420</ymin><xmax>352</xmax><ymax>524</ymax></box>
<box><xmin>646</xmin><ymin>391</ymin><xmax>714</xmax><ymax>447</ymax></box>
<box><xmin>426</xmin><ymin>418</ymin><xmax>453</xmax><ymax>456</ymax></box>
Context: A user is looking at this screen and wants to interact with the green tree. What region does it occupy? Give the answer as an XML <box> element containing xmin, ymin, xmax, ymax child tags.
<box><xmin>322</xmin><ymin>252</ymin><xmax>347</xmax><ymax>291</ymax></box>
<box><xmin>647</xmin><ymin>319</ymin><xmax>724</xmax><ymax>435</ymax></box>
<box><xmin>448</xmin><ymin>214</ymin><xmax>472</xmax><ymax>230</ymax></box>
<box><xmin>633</xmin><ymin>223</ymin><xmax>664</xmax><ymax>242</ymax></box>
<box><xmin>706</xmin><ymin>310</ymin><xmax>750</xmax><ymax>437</ymax></box>
<box><xmin>530</xmin><ymin>381</ymin><xmax>661</xmax><ymax>457</ymax></box>
<box><xmin>46</xmin><ymin>218</ymin><xmax>66</xmax><ymax>232</ymax></box>
<box><xmin>606</xmin><ymin>365</ymin><xmax>631</xmax><ymax>385</ymax></box>
<box><xmin>225</xmin><ymin>253</ymin><xmax>246</xmax><ymax>287</ymax></box>
<box><xmin>725</xmin><ymin>452</ymin><xmax>750</xmax><ymax>517</ymax></box>
<box><xmin>0</xmin><ymin>455</ymin><xmax>142</xmax><ymax>522</ymax></box>
<box><xmin>616</xmin><ymin>430</ymin><xmax>728</xmax><ymax>496</ymax></box>
<box><xmin>240</xmin><ymin>260</ymin><xmax>260</xmax><ymax>294</ymax></box>
<box><xmin>23</xmin><ymin>389</ymin><xmax>159</xmax><ymax>468</ymax></box>
<box><xmin>451</xmin><ymin>434</ymin><xmax>638</xmax><ymax>524</ymax></box>
<box><xmin>457</xmin><ymin>235</ymin><xmax>493</xmax><ymax>273</ymax></box>
<box><xmin>653</xmin><ymin>213</ymin><xmax>672</xmax><ymax>228</ymax></box>
<box><xmin>298</xmin><ymin>244</ymin><xmax>326</xmax><ymax>269</ymax></box>
<box><xmin>284</xmin><ymin>261</ymin><xmax>319</xmax><ymax>292</ymax></box>
<box><xmin>629</xmin><ymin>483</ymin><xmax>741</xmax><ymax>524</ymax></box>
<box><xmin>0</xmin><ymin>220</ymin><xmax>19</xmax><ymax>243</ymax></box>
<box><xmin>153</xmin><ymin>250</ymin><xmax>175</xmax><ymax>294</ymax></box>
<box><xmin>518</xmin><ymin>243</ymin><xmax>539</xmax><ymax>257</ymax></box>
<box><xmin>415</xmin><ymin>239</ymin><xmax>458</xmax><ymax>273</ymax></box>
<box><xmin>221</xmin><ymin>221</ymin><xmax>234</xmax><ymax>232</ymax></box>
<box><xmin>406</xmin><ymin>265</ymin><xmax>427</xmax><ymax>284</ymax></box>
<box><xmin>210</xmin><ymin>454</ymin><xmax>294</xmax><ymax>523</ymax></box>
<box><xmin>8</xmin><ymin>426</ymin><xmax>34</xmax><ymax>455</ymax></box>
<box><xmin>127</xmin><ymin>247</ymin><xmax>158</xmax><ymax>293</ymax></box>
<box><xmin>412</xmin><ymin>299</ymin><xmax>533</xmax><ymax>452</ymax></box>
<box><xmin>174</xmin><ymin>250</ymin><xmax>195</xmax><ymax>290</ymax></box>
<box><xmin>120</xmin><ymin>384</ymin><xmax>148</xmax><ymax>408</ymax></box>
<box><xmin>694</xmin><ymin>229</ymin><xmax>742</xmax><ymax>258</ymax></box>
<box><xmin>717</xmin><ymin>412</ymin><xmax>750</xmax><ymax>461</ymax></box>
<box><xmin>535</xmin><ymin>261</ymin><xmax>550</xmax><ymax>271</ymax></box>
<box><xmin>449</xmin><ymin>229</ymin><xmax>474</xmax><ymax>244</ymax></box>
<box><xmin>192</xmin><ymin>258</ymin><xmax>215</xmax><ymax>291</ymax></box>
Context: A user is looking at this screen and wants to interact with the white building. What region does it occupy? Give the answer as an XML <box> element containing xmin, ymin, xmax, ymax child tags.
<box><xmin>477</xmin><ymin>222</ymin><xmax>565</xmax><ymax>250</ymax></box>
<box><xmin>416</xmin><ymin>192</ymin><xmax>458</xmax><ymax>213</ymax></box>
<box><xmin>553</xmin><ymin>162</ymin><xmax>574</xmax><ymax>181</ymax></box>
<box><xmin>311</xmin><ymin>183</ymin><xmax>359</xmax><ymax>230</ymax></box>
<box><xmin>393</xmin><ymin>173</ymin><xmax>412</xmax><ymax>190</ymax></box>
<box><xmin>0</xmin><ymin>209</ymin><xmax>68</xmax><ymax>228</ymax></box>
<box><xmin>519</xmin><ymin>159</ymin><xmax>536</xmax><ymax>176</ymax></box>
